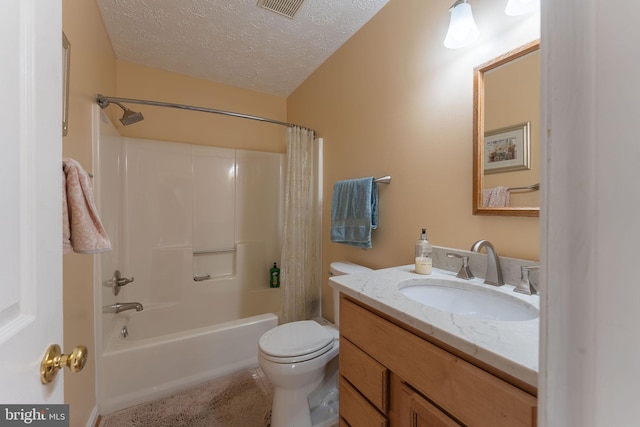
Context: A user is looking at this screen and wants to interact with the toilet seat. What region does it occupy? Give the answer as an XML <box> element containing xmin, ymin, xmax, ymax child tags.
<box><xmin>259</xmin><ymin>320</ymin><xmax>335</xmax><ymax>364</ymax></box>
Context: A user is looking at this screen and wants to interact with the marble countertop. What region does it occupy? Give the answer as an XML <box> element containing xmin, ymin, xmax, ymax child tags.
<box><xmin>329</xmin><ymin>265</ymin><xmax>539</xmax><ymax>388</ymax></box>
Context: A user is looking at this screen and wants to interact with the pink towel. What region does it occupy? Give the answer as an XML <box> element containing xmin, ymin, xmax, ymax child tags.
<box><xmin>63</xmin><ymin>158</ymin><xmax>111</xmax><ymax>254</ymax></box>
<box><xmin>482</xmin><ymin>186</ymin><xmax>510</xmax><ymax>207</ymax></box>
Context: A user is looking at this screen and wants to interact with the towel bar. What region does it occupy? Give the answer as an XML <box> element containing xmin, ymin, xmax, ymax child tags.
<box><xmin>508</xmin><ymin>183</ymin><xmax>539</xmax><ymax>191</ymax></box>
<box><xmin>374</xmin><ymin>175</ymin><xmax>391</xmax><ymax>184</ymax></box>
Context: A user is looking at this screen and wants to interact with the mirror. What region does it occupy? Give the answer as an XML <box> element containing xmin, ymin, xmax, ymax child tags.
<box><xmin>473</xmin><ymin>40</ymin><xmax>540</xmax><ymax>217</ymax></box>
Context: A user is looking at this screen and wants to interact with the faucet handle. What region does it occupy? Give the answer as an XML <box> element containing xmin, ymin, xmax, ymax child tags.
<box><xmin>116</xmin><ymin>276</ymin><xmax>135</xmax><ymax>287</ymax></box>
<box><xmin>446</xmin><ymin>253</ymin><xmax>474</xmax><ymax>280</ymax></box>
<box><xmin>514</xmin><ymin>265</ymin><xmax>540</xmax><ymax>295</ymax></box>
<box><xmin>103</xmin><ymin>270</ymin><xmax>135</xmax><ymax>296</ymax></box>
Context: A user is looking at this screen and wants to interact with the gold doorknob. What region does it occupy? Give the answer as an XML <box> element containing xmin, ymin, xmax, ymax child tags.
<box><xmin>40</xmin><ymin>344</ymin><xmax>88</xmax><ymax>384</ymax></box>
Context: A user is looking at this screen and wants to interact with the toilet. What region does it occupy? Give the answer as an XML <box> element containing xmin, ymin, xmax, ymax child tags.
<box><xmin>258</xmin><ymin>261</ymin><xmax>372</xmax><ymax>427</ymax></box>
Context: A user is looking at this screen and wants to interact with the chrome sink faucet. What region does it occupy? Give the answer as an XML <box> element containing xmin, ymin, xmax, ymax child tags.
<box><xmin>470</xmin><ymin>240</ymin><xmax>504</xmax><ymax>286</ymax></box>
<box><xmin>103</xmin><ymin>302</ymin><xmax>144</xmax><ymax>314</ymax></box>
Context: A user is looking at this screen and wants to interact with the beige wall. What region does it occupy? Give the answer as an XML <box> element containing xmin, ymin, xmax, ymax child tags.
<box><xmin>287</xmin><ymin>0</ymin><xmax>540</xmax><ymax>321</ymax></box>
<box><xmin>62</xmin><ymin>0</ymin><xmax>116</xmax><ymax>425</ymax></box>
<box><xmin>114</xmin><ymin>61</ymin><xmax>287</xmax><ymax>152</ymax></box>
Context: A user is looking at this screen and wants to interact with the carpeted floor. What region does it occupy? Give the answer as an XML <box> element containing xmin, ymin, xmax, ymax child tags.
<box><xmin>99</xmin><ymin>368</ymin><xmax>272</xmax><ymax>427</ymax></box>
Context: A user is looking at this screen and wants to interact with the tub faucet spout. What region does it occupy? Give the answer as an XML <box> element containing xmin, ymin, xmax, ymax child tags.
<box><xmin>103</xmin><ymin>302</ymin><xmax>144</xmax><ymax>314</ymax></box>
<box><xmin>470</xmin><ymin>240</ymin><xmax>504</xmax><ymax>286</ymax></box>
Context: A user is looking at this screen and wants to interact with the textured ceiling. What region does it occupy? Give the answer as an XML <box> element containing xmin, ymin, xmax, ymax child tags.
<box><xmin>97</xmin><ymin>0</ymin><xmax>389</xmax><ymax>97</ymax></box>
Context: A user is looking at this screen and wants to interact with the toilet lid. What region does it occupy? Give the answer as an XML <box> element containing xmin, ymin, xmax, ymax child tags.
<box><xmin>259</xmin><ymin>320</ymin><xmax>334</xmax><ymax>358</ymax></box>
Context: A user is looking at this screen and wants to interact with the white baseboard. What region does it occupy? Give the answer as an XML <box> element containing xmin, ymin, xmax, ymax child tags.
<box><xmin>85</xmin><ymin>405</ymin><xmax>100</xmax><ymax>427</ymax></box>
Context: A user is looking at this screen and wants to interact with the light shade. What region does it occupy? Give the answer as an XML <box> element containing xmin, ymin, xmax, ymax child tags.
<box><xmin>505</xmin><ymin>0</ymin><xmax>540</xmax><ymax>16</ymax></box>
<box><xmin>444</xmin><ymin>0</ymin><xmax>480</xmax><ymax>49</ymax></box>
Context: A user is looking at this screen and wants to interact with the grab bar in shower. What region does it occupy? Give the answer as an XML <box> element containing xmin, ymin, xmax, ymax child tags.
<box><xmin>193</xmin><ymin>248</ymin><xmax>237</xmax><ymax>255</ymax></box>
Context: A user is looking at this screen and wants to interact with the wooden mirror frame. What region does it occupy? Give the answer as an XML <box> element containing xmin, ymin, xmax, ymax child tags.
<box><xmin>473</xmin><ymin>40</ymin><xmax>540</xmax><ymax>217</ymax></box>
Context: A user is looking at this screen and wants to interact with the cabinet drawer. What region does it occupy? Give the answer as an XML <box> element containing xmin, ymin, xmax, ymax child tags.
<box><xmin>339</xmin><ymin>376</ymin><xmax>388</xmax><ymax>427</ymax></box>
<box><xmin>340</xmin><ymin>337</ymin><xmax>389</xmax><ymax>413</ymax></box>
<box><xmin>341</xmin><ymin>296</ymin><xmax>537</xmax><ymax>427</ymax></box>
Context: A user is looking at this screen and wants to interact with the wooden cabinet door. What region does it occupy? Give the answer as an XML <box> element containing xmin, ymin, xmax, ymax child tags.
<box><xmin>409</xmin><ymin>392</ymin><xmax>461</xmax><ymax>427</ymax></box>
<box><xmin>391</xmin><ymin>373</ymin><xmax>461</xmax><ymax>427</ymax></box>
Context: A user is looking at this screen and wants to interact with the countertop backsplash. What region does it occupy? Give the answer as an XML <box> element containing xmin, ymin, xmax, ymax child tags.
<box><xmin>431</xmin><ymin>246</ymin><xmax>539</xmax><ymax>288</ymax></box>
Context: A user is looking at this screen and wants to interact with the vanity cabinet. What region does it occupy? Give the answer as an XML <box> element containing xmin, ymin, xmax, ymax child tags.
<box><xmin>338</xmin><ymin>295</ymin><xmax>537</xmax><ymax>427</ymax></box>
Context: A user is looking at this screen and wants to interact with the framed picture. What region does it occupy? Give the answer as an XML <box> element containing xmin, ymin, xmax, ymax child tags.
<box><xmin>484</xmin><ymin>122</ymin><xmax>530</xmax><ymax>174</ymax></box>
<box><xmin>62</xmin><ymin>32</ymin><xmax>70</xmax><ymax>136</ymax></box>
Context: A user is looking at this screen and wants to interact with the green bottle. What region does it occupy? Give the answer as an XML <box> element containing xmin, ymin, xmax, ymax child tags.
<box><xmin>270</xmin><ymin>262</ymin><xmax>280</xmax><ymax>288</ymax></box>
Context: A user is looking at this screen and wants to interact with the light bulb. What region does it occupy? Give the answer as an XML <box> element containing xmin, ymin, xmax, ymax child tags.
<box><xmin>505</xmin><ymin>0</ymin><xmax>540</xmax><ymax>16</ymax></box>
<box><xmin>444</xmin><ymin>1</ymin><xmax>480</xmax><ymax>49</ymax></box>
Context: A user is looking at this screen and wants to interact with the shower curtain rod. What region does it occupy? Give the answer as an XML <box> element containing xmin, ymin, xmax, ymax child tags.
<box><xmin>96</xmin><ymin>94</ymin><xmax>316</xmax><ymax>134</ymax></box>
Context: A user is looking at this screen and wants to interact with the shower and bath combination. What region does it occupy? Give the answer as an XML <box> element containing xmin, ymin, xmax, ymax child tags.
<box><xmin>94</xmin><ymin>93</ymin><xmax>317</xmax><ymax>415</ymax></box>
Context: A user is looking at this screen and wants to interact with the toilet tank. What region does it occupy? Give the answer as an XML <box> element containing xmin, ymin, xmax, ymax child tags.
<box><xmin>329</xmin><ymin>261</ymin><xmax>372</xmax><ymax>326</ymax></box>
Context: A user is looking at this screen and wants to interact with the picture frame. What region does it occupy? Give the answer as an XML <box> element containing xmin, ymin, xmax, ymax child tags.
<box><xmin>483</xmin><ymin>122</ymin><xmax>530</xmax><ymax>174</ymax></box>
<box><xmin>62</xmin><ymin>32</ymin><xmax>70</xmax><ymax>136</ymax></box>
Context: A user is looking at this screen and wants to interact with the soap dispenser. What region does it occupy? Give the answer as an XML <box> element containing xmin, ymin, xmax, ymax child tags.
<box><xmin>270</xmin><ymin>262</ymin><xmax>281</xmax><ymax>288</ymax></box>
<box><xmin>415</xmin><ymin>228</ymin><xmax>433</xmax><ymax>275</ymax></box>
<box><xmin>415</xmin><ymin>228</ymin><xmax>432</xmax><ymax>257</ymax></box>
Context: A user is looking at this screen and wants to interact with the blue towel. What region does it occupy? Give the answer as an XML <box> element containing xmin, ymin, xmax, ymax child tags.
<box><xmin>330</xmin><ymin>177</ymin><xmax>378</xmax><ymax>248</ymax></box>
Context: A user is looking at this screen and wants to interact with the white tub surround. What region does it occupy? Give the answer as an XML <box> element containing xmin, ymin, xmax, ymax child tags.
<box><xmin>329</xmin><ymin>265</ymin><xmax>539</xmax><ymax>388</ymax></box>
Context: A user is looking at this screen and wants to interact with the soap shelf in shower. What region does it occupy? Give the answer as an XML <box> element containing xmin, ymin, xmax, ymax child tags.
<box><xmin>192</xmin><ymin>247</ymin><xmax>236</xmax><ymax>282</ymax></box>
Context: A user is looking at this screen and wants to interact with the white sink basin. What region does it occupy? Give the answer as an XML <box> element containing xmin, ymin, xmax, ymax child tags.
<box><xmin>398</xmin><ymin>278</ymin><xmax>539</xmax><ymax>321</ymax></box>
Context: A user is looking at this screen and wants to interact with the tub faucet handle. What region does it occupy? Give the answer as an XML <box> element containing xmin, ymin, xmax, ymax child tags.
<box><xmin>103</xmin><ymin>270</ymin><xmax>135</xmax><ymax>296</ymax></box>
<box><xmin>116</xmin><ymin>275</ymin><xmax>134</xmax><ymax>287</ymax></box>
<box><xmin>446</xmin><ymin>253</ymin><xmax>474</xmax><ymax>280</ymax></box>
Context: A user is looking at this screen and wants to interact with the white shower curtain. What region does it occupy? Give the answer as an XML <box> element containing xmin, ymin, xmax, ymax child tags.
<box><xmin>281</xmin><ymin>126</ymin><xmax>320</xmax><ymax>323</ymax></box>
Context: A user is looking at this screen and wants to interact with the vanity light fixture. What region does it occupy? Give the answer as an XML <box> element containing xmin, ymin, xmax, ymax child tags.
<box><xmin>505</xmin><ymin>0</ymin><xmax>540</xmax><ymax>16</ymax></box>
<box><xmin>444</xmin><ymin>0</ymin><xmax>480</xmax><ymax>49</ymax></box>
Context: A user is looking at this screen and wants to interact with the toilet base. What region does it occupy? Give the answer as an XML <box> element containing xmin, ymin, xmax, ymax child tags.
<box><xmin>270</xmin><ymin>383</ymin><xmax>339</xmax><ymax>427</ymax></box>
<box><xmin>269</xmin><ymin>355</ymin><xmax>339</xmax><ymax>427</ymax></box>
<box><xmin>270</xmin><ymin>378</ymin><xmax>322</xmax><ymax>427</ymax></box>
<box><xmin>308</xmin><ymin>357</ymin><xmax>339</xmax><ymax>427</ymax></box>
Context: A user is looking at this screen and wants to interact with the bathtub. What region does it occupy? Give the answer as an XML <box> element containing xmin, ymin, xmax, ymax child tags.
<box><xmin>98</xmin><ymin>308</ymin><xmax>278</xmax><ymax>414</ymax></box>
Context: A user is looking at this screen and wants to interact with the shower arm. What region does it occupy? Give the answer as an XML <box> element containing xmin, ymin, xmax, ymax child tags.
<box><xmin>96</xmin><ymin>94</ymin><xmax>316</xmax><ymax>134</ymax></box>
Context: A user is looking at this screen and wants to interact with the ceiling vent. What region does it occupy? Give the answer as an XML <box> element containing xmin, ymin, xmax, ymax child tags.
<box><xmin>257</xmin><ymin>0</ymin><xmax>305</xmax><ymax>19</ymax></box>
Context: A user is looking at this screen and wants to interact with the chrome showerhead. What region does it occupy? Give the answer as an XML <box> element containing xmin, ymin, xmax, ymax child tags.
<box><xmin>118</xmin><ymin>107</ymin><xmax>144</xmax><ymax>126</ymax></box>
<box><xmin>96</xmin><ymin>95</ymin><xmax>144</xmax><ymax>126</ymax></box>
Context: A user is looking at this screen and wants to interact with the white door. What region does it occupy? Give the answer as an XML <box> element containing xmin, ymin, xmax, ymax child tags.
<box><xmin>0</xmin><ymin>0</ymin><xmax>64</xmax><ymax>403</ymax></box>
